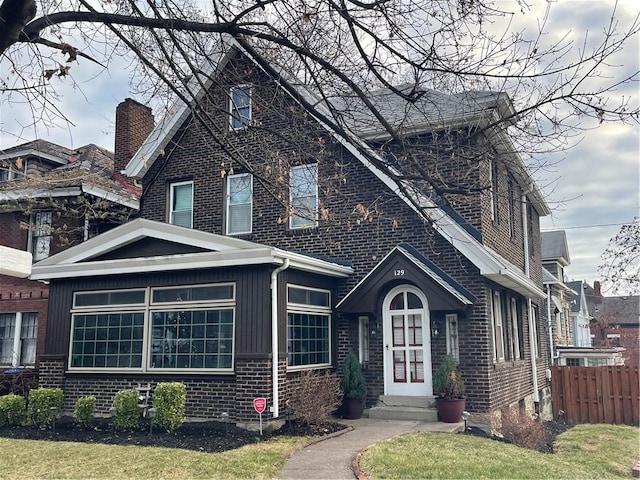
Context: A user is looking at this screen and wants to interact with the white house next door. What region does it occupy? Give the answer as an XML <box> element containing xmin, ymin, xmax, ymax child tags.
<box><xmin>383</xmin><ymin>285</ymin><xmax>432</xmax><ymax>396</ymax></box>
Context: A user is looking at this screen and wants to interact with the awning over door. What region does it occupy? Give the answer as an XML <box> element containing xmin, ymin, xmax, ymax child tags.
<box><xmin>336</xmin><ymin>243</ymin><xmax>476</xmax><ymax>314</ymax></box>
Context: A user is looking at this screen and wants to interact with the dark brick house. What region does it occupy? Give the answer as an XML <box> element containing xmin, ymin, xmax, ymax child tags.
<box><xmin>0</xmin><ymin>100</ymin><xmax>148</xmax><ymax>381</ymax></box>
<box><xmin>31</xmin><ymin>39</ymin><xmax>552</xmax><ymax>427</ymax></box>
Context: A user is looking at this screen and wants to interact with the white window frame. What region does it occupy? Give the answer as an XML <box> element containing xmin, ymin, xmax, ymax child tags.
<box><xmin>531</xmin><ymin>304</ymin><xmax>540</xmax><ymax>358</ymax></box>
<box><xmin>490</xmin><ymin>158</ymin><xmax>499</xmax><ymax>222</ymax></box>
<box><xmin>491</xmin><ymin>290</ymin><xmax>505</xmax><ymax>362</ymax></box>
<box><xmin>0</xmin><ymin>312</ymin><xmax>37</xmax><ymax>367</ymax></box>
<box><xmin>229</xmin><ymin>85</ymin><xmax>252</xmax><ymax>130</ymax></box>
<box><xmin>226</xmin><ymin>173</ymin><xmax>253</xmax><ymax>235</ymax></box>
<box><xmin>29</xmin><ymin>211</ymin><xmax>52</xmax><ymax>262</ymax></box>
<box><xmin>0</xmin><ymin>157</ymin><xmax>26</xmax><ymax>182</ymax></box>
<box><xmin>286</xmin><ymin>284</ymin><xmax>331</xmax><ymax>370</ymax></box>
<box><xmin>510</xmin><ymin>297</ymin><xmax>521</xmax><ymax>359</ymax></box>
<box><xmin>358</xmin><ymin>316</ymin><xmax>370</xmax><ymax>364</ymax></box>
<box><xmin>169</xmin><ymin>181</ymin><xmax>193</xmax><ymax>228</ymax></box>
<box><xmin>68</xmin><ymin>284</ymin><xmax>235</xmax><ymax>373</ymax></box>
<box><xmin>445</xmin><ymin>314</ymin><xmax>459</xmax><ymax>360</ymax></box>
<box><xmin>289</xmin><ymin>164</ymin><xmax>318</xmax><ymax>230</ymax></box>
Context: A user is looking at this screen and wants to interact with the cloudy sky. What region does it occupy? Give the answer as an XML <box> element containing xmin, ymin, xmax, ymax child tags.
<box><xmin>1</xmin><ymin>0</ymin><xmax>638</xmax><ymax>289</ymax></box>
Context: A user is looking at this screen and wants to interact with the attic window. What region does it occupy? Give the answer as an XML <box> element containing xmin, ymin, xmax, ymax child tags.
<box><xmin>0</xmin><ymin>157</ymin><xmax>26</xmax><ymax>182</ymax></box>
<box><xmin>229</xmin><ymin>85</ymin><xmax>251</xmax><ymax>130</ymax></box>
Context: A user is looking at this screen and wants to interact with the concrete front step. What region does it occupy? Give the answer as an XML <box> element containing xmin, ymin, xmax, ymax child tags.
<box><xmin>367</xmin><ymin>395</ymin><xmax>439</xmax><ymax>421</ymax></box>
<box><xmin>367</xmin><ymin>405</ymin><xmax>439</xmax><ymax>422</ymax></box>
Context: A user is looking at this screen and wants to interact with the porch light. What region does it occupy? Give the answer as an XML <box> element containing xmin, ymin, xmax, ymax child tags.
<box><xmin>431</xmin><ymin>319</ymin><xmax>441</xmax><ymax>337</ymax></box>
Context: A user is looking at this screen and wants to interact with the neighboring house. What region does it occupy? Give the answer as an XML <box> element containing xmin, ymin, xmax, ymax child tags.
<box><xmin>586</xmin><ymin>281</ymin><xmax>639</xmax><ymax>367</ymax></box>
<box><xmin>0</xmin><ymin>99</ymin><xmax>149</xmax><ymax>377</ymax></box>
<box><xmin>541</xmin><ymin>231</ymin><xmax>624</xmax><ymax>366</ymax></box>
<box><xmin>30</xmin><ymin>39</ymin><xmax>553</xmax><ymax>427</ymax></box>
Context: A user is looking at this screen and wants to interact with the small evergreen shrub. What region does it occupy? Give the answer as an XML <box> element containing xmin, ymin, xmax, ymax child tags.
<box><xmin>0</xmin><ymin>394</ymin><xmax>26</xmax><ymax>427</ymax></box>
<box><xmin>290</xmin><ymin>370</ymin><xmax>341</xmax><ymax>425</ymax></box>
<box><xmin>27</xmin><ymin>387</ymin><xmax>64</xmax><ymax>428</ymax></box>
<box><xmin>113</xmin><ymin>389</ymin><xmax>140</xmax><ymax>431</ymax></box>
<box><xmin>433</xmin><ymin>354</ymin><xmax>465</xmax><ymax>399</ymax></box>
<box><xmin>152</xmin><ymin>382</ymin><xmax>186</xmax><ymax>433</ymax></box>
<box><xmin>340</xmin><ymin>351</ymin><xmax>367</xmax><ymax>401</ymax></box>
<box><xmin>73</xmin><ymin>395</ymin><xmax>96</xmax><ymax>428</ymax></box>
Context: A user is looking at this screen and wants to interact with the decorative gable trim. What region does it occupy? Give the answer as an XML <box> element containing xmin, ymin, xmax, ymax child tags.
<box><xmin>30</xmin><ymin>218</ymin><xmax>353</xmax><ymax>280</ymax></box>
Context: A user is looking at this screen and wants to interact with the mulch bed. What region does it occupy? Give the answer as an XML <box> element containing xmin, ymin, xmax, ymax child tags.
<box><xmin>0</xmin><ymin>416</ymin><xmax>347</xmax><ymax>453</ymax></box>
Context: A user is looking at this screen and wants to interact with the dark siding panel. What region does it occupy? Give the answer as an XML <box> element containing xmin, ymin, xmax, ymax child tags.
<box><xmin>91</xmin><ymin>237</ymin><xmax>209</xmax><ymax>261</ymax></box>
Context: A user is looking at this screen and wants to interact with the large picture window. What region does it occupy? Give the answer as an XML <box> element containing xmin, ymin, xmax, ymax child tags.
<box><xmin>69</xmin><ymin>284</ymin><xmax>235</xmax><ymax>372</ymax></box>
<box><xmin>287</xmin><ymin>285</ymin><xmax>331</xmax><ymax>368</ymax></box>
<box><xmin>226</xmin><ymin>173</ymin><xmax>252</xmax><ymax>235</ymax></box>
<box><xmin>290</xmin><ymin>164</ymin><xmax>318</xmax><ymax>229</ymax></box>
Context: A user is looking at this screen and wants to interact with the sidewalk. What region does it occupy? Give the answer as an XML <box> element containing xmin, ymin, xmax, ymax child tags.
<box><xmin>279</xmin><ymin>418</ymin><xmax>462</xmax><ymax>479</ymax></box>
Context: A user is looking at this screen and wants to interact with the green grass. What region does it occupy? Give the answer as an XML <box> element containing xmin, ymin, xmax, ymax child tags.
<box><xmin>0</xmin><ymin>436</ymin><xmax>308</xmax><ymax>479</ymax></box>
<box><xmin>359</xmin><ymin>424</ymin><xmax>639</xmax><ymax>479</ymax></box>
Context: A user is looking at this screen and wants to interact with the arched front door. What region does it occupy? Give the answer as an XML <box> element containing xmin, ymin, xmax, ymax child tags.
<box><xmin>382</xmin><ymin>285</ymin><xmax>432</xmax><ymax>396</ymax></box>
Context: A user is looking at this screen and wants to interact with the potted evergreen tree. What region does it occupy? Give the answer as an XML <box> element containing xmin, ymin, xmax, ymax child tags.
<box><xmin>433</xmin><ymin>354</ymin><xmax>466</xmax><ymax>423</ymax></box>
<box><xmin>340</xmin><ymin>351</ymin><xmax>367</xmax><ymax>419</ymax></box>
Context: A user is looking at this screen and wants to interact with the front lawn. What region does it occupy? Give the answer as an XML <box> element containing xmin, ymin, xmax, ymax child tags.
<box><xmin>358</xmin><ymin>424</ymin><xmax>639</xmax><ymax>479</ymax></box>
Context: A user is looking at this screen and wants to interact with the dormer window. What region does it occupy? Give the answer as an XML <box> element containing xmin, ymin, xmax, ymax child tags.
<box><xmin>0</xmin><ymin>157</ymin><xmax>26</xmax><ymax>182</ymax></box>
<box><xmin>229</xmin><ymin>85</ymin><xmax>251</xmax><ymax>130</ymax></box>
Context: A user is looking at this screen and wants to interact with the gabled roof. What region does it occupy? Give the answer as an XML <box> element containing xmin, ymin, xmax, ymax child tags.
<box><xmin>30</xmin><ymin>218</ymin><xmax>353</xmax><ymax>280</ymax></box>
<box><xmin>337</xmin><ymin>243</ymin><xmax>476</xmax><ymax>313</ymax></box>
<box><xmin>541</xmin><ymin>230</ymin><xmax>570</xmax><ymax>265</ymax></box>
<box><xmin>0</xmin><ymin>141</ymin><xmax>139</xmax><ymax>209</ymax></box>
<box><xmin>123</xmin><ymin>36</ymin><xmax>546</xmax><ymax>300</ymax></box>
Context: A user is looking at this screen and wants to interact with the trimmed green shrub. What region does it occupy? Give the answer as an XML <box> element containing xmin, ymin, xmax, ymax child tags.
<box><xmin>340</xmin><ymin>351</ymin><xmax>367</xmax><ymax>401</ymax></box>
<box><xmin>152</xmin><ymin>382</ymin><xmax>186</xmax><ymax>433</ymax></box>
<box><xmin>113</xmin><ymin>389</ymin><xmax>140</xmax><ymax>431</ymax></box>
<box><xmin>0</xmin><ymin>394</ymin><xmax>26</xmax><ymax>427</ymax></box>
<box><xmin>27</xmin><ymin>387</ymin><xmax>64</xmax><ymax>428</ymax></box>
<box><xmin>73</xmin><ymin>395</ymin><xmax>96</xmax><ymax>428</ymax></box>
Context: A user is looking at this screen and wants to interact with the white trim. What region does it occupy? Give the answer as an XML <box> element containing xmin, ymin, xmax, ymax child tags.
<box><xmin>229</xmin><ymin>85</ymin><xmax>252</xmax><ymax>130</ymax></box>
<box><xmin>226</xmin><ymin>173</ymin><xmax>253</xmax><ymax>235</ymax></box>
<box><xmin>169</xmin><ymin>180</ymin><xmax>194</xmax><ymax>228</ymax></box>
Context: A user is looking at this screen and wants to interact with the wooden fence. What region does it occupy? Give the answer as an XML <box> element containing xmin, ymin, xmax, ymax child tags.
<box><xmin>551</xmin><ymin>366</ymin><xmax>639</xmax><ymax>426</ymax></box>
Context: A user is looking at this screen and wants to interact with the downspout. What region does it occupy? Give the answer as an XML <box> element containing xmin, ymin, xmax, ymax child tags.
<box><xmin>522</xmin><ymin>185</ymin><xmax>540</xmax><ymax>405</ymax></box>
<box><xmin>546</xmin><ymin>284</ymin><xmax>554</xmax><ymax>365</ymax></box>
<box><xmin>270</xmin><ymin>258</ymin><xmax>290</xmax><ymax>419</ymax></box>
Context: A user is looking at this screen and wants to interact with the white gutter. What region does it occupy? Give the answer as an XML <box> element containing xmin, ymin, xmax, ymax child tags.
<box><xmin>522</xmin><ymin>184</ymin><xmax>540</xmax><ymax>404</ymax></box>
<box><xmin>546</xmin><ymin>284</ymin><xmax>555</xmax><ymax>365</ymax></box>
<box><xmin>270</xmin><ymin>258</ymin><xmax>289</xmax><ymax>418</ymax></box>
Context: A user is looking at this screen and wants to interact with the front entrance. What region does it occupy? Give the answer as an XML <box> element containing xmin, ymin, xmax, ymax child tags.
<box><xmin>382</xmin><ymin>285</ymin><xmax>432</xmax><ymax>396</ymax></box>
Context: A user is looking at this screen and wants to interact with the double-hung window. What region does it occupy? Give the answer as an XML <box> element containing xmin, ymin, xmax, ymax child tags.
<box><xmin>0</xmin><ymin>312</ymin><xmax>37</xmax><ymax>366</ymax></box>
<box><xmin>30</xmin><ymin>211</ymin><xmax>52</xmax><ymax>261</ymax></box>
<box><xmin>287</xmin><ymin>285</ymin><xmax>331</xmax><ymax>368</ymax></box>
<box><xmin>229</xmin><ymin>85</ymin><xmax>251</xmax><ymax>130</ymax></box>
<box><xmin>169</xmin><ymin>181</ymin><xmax>193</xmax><ymax>228</ymax></box>
<box><xmin>69</xmin><ymin>284</ymin><xmax>235</xmax><ymax>372</ymax></box>
<box><xmin>290</xmin><ymin>164</ymin><xmax>318</xmax><ymax>229</ymax></box>
<box><xmin>509</xmin><ymin>297</ymin><xmax>522</xmax><ymax>359</ymax></box>
<box><xmin>491</xmin><ymin>290</ymin><xmax>505</xmax><ymax>362</ymax></box>
<box><xmin>226</xmin><ymin>173</ymin><xmax>252</xmax><ymax>235</ymax></box>
<box><xmin>490</xmin><ymin>159</ymin><xmax>499</xmax><ymax>222</ymax></box>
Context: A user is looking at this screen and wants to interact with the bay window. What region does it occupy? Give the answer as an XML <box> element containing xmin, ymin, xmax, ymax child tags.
<box><xmin>69</xmin><ymin>284</ymin><xmax>235</xmax><ymax>372</ymax></box>
<box><xmin>287</xmin><ymin>285</ymin><xmax>331</xmax><ymax>368</ymax></box>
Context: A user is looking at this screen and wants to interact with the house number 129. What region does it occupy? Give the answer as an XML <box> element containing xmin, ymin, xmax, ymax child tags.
<box><xmin>394</xmin><ymin>269</ymin><xmax>405</xmax><ymax>276</ymax></box>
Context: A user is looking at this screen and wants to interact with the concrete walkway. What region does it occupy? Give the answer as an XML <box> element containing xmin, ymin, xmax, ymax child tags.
<box><xmin>279</xmin><ymin>418</ymin><xmax>462</xmax><ymax>479</ymax></box>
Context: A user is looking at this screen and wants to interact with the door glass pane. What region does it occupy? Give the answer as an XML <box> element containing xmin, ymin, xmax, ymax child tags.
<box><xmin>392</xmin><ymin>315</ymin><xmax>405</xmax><ymax>346</ymax></box>
<box><xmin>409</xmin><ymin>350</ymin><xmax>424</xmax><ymax>383</ymax></box>
<box><xmin>407</xmin><ymin>292</ymin><xmax>422</xmax><ymax>309</ymax></box>
<box><xmin>393</xmin><ymin>351</ymin><xmax>406</xmax><ymax>382</ymax></box>
<box><xmin>389</xmin><ymin>293</ymin><xmax>404</xmax><ymax>310</ymax></box>
<box><xmin>408</xmin><ymin>314</ymin><xmax>423</xmax><ymax>346</ymax></box>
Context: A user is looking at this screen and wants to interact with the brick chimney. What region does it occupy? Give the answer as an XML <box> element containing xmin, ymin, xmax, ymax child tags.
<box><xmin>593</xmin><ymin>281</ymin><xmax>603</xmax><ymax>304</ymax></box>
<box><xmin>114</xmin><ymin>98</ymin><xmax>154</xmax><ymax>177</ymax></box>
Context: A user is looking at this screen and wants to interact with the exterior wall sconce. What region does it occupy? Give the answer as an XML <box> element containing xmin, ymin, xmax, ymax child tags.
<box><xmin>431</xmin><ymin>319</ymin><xmax>441</xmax><ymax>337</ymax></box>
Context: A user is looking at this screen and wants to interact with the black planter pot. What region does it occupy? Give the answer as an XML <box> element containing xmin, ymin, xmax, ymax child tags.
<box><xmin>342</xmin><ymin>398</ymin><xmax>365</xmax><ymax>419</ymax></box>
<box><xmin>436</xmin><ymin>397</ymin><xmax>466</xmax><ymax>423</ymax></box>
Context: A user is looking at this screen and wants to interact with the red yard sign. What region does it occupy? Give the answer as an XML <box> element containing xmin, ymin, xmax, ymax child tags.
<box><xmin>253</xmin><ymin>397</ymin><xmax>267</xmax><ymax>414</ymax></box>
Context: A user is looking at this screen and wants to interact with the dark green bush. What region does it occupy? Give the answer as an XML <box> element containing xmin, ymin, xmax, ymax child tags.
<box><xmin>340</xmin><ymin>351</ymin><xmax>367</xmax><ymax>401</ymax></box>
<box><xmin>113</xmin><ymin>389</ymin><xmax>140</xmax><ymax>431</ymax></box>
<box><xmin>152</xmin><ymin>382</ymin><xmax>186</xmax><ymax>433</ymax></box>
<box><xmin>0</xmin><ymin>394</ymin><xmax>26</xmax><ymax>427</ymax></box>
<box><xmin>73</xmin><ymin>395</ymin><xmax>96</xmax><ymax>428</ymax></box>
<box><xmin>27</xmin><ymin>387</ymin><xmax>64</xmax><ymax>428</ymax></box>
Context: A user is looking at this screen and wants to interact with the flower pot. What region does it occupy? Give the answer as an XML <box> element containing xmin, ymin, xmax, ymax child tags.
<box><xmin>436</xmin><ymin>397</ymin><xmax>466</xmax><ymax>423</ymax></box>
<box><xmin>342</xmin><ymin>398</ymin><xmax>365</xmax><ymax>419</ymax></box>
